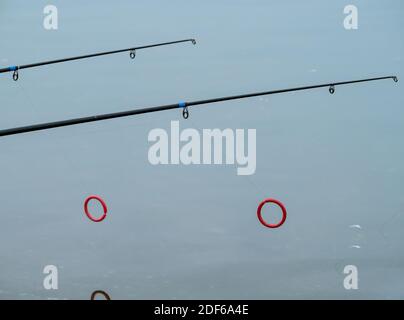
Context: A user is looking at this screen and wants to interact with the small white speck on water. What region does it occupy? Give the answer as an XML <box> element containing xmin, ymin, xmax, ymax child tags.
<box><xmin>350</xmin><ymin>245</ymin><xmax>361</xmax><ymax>249</ymax></box>
<box><xmin>349</xmin><ymin>224</ymin><xmax>362</xmax><ymax>230</ymax></box>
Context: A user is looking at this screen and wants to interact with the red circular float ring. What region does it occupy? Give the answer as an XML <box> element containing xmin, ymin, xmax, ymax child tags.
<box><xmin>257</xmin><ymin>198</ymin><xmax>287</xmax><ymax>228</ymax></box>
<box><xmin>84</xmin><ymin>195</ymin><xmax>108</xmax><ymax>222</ymax></box>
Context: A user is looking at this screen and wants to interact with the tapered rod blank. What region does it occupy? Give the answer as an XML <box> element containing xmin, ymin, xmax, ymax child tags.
<box><xmin>0</xmin><ymin>76</ymin><xmax>397</xmax><ymax>138</ymax></box>
<box><xmin>0</xmin><ymin>39</ymin><xmax>196</xmax><ymax>79</ymax></box>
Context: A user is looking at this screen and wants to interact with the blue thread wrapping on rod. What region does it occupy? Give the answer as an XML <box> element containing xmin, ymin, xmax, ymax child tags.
<box><xmin>0</xmin><ymin>39</ymin><xmax>196</xmax><ymax>76</ymax></box>
<box><xmin>0</xmin><ymin>76</ymin><xmax>397</xmax><ymax>138</ymax></box>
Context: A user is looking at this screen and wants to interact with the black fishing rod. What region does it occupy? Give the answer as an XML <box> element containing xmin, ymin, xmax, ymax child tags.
<box><xmin>0</xmin><ymin>38</ymin><xmax>196</xmax><ymax>81</ymax></box>
<box><xmin>0</xmin><ymin>75</ymin><xmax>397</xmax><ymax>138</ymax></box>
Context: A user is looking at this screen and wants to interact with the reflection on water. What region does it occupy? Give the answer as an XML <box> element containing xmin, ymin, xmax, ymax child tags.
<box><xmin>91</xmin><ymin>290</ymin><xmax>111</xmax><ymax>300</ymax></box>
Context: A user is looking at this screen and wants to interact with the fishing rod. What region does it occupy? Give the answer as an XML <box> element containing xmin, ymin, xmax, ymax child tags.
<box><xmin>0</xmin><ymin>75</ymin><xmax>397</xmax><ymax>138</ymax></box>
<box><xmin>0</xmin><ymin>38</ymin><xmax>196</xmax><ymax>81</ymax></box>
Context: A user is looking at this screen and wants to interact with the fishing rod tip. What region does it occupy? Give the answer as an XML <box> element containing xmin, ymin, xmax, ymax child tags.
<box><xmin>191</xmin><ymin>39</ymin><xmax>197</xmax><ymax>45</ymax></box>
<box><xmin>393</xmin><ymin>76</ymin><xmax>398</xmax><ymax>83</ymax></box>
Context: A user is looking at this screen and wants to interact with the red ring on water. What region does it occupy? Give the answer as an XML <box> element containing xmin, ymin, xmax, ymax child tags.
<box><xmin>84</xmin><ymin>195</ymin><xmax>108</xmax><ymax>222</ymax></box>
<box><xmin>257</xmin><ymin>198</ymin><xmax>287</xmax><ymax>228</ymax></box>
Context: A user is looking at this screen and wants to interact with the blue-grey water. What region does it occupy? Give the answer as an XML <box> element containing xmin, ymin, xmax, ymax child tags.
<box><xmin>0</xmin><ymin>0</ymin><xmax>403</xmax><ymax>299</ymax></box>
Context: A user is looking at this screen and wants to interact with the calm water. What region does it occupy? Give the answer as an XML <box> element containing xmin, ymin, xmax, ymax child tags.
<box><xmin>0</xmin><ymin>0</ymin><xmax>403</xmax><ymax>299</ymax></box>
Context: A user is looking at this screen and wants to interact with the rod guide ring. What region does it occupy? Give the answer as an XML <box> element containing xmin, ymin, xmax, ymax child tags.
<box><xmin>12</xmin><ymin>69</ymin><xmax>19</xmax><ymax>81</ymax></box>
<box><xmin>130</xmin><ymin>50</ymin><xmax>136</xmax><ymax>59</ymax></box>
<box><xmin>182</xmin><ymin>107</ymin><xmax>189</xmax><ymax>119</ymax></box>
